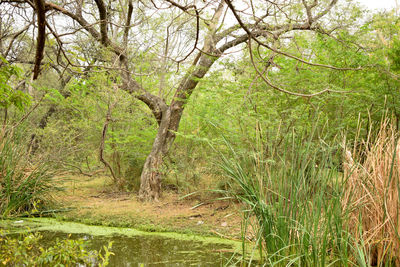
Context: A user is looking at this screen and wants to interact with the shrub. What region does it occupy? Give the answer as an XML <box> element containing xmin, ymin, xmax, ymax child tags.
<box><xmin>0</xmin><ymin>56</ymin><xmax>55</xmax><ymax>217</ymax></box>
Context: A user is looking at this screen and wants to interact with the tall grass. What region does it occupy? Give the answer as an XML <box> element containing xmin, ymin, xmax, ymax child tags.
<box><xmin>343</xmin><ymin>118</ymin><xmax>400</xmax><ymax>266</ymax></box>
<box><xmin>221</xmin><ymin>119</ymin><xmax>400</xmax><ymax>266</ymax></box>
<box><xmin>0</xmin><ymin>131</ymin><xmax>56</xmax><ymax>217</ymax></box>
<box><xmin>219</xmin><ymin>128</ymin><xmax>352</xmax><ymax>266</ymax></box>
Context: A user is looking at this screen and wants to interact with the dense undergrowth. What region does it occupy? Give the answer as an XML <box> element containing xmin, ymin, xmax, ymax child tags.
<box><xmin>0</xmin><ymin>131</ymin><xmax>113</xmax><ymax>266</ymax></box>
<box><xmin>0</xmin><ymin>130</ymin><xmax>58</xmax><ymax>218</ymax></box>
<box><xmin>343</xmin><ymin>119</ymin><xmax>400</xmax><ymax>266</ymax></box>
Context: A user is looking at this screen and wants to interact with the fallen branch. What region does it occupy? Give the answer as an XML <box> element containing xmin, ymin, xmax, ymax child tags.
<box><xmin>61</xmin><ymin>162</ymin><xmax>105</xmax><ymax>177</ymax></box>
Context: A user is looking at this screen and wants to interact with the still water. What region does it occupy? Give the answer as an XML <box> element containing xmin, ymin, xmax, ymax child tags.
<box><xmin>2</xmin><ymin>219</ymin><xmax>246</xmax><ymax>266</ymax></box>
<box><xmin>40</xmin><ymin>230</ymin><xmax>236</xmax><ymax>266</ymax></box>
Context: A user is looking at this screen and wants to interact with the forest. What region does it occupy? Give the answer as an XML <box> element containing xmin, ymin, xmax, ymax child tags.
<box><xmin>1</xmin><ymin>0</ymin><xmax>400</xmax><ymax>266</ymax></box>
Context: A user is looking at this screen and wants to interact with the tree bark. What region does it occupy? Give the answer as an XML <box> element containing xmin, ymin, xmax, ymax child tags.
<box><xmin>139</xmin><ymin>52</ymin><xmax>220</xmax><ymax>200</ymax></box>
<box><xmin>33</xmin><ymin>0</ymin><xmax>46</xmax><ymax>80</ymax></box>
<box><xmin>139</xmin><ymin>107</ymin><xmax>171</xmax><ymax>201</ymax></box>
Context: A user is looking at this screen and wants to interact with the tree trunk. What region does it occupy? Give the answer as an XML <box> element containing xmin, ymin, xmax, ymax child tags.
<box><xmin>138</xmin><ymin>149</ymin><xmax>164</xmax><ymax>201</ymax></box>
<box><xmin>138</xmin><ymin>54</ymin><xmax>220</xmax><ymax>201</ymax></box>
<box><xmin>139</xmin><ymin>108</ymin><xmax>172</xmax><ymax>201</ymax></box>
<box><xmin>138</xmin><ymin>2</ymin><xmax>227</xmax><ymax>201</ymax></box>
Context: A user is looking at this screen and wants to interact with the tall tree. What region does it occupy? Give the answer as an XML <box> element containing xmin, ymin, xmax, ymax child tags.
<box><xmin>1</xmin><ymin>0</ymin><xmax>363</xmax><ymax>200</ymax></box>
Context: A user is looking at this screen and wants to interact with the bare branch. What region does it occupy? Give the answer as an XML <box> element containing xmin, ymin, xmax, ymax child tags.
<box><xmin>123</xmin><ymin>0</ymin><xmax>133</xmax><ymax>47</ymax></box>
<box><xmin>224</xmin><ymin>0</ymin><xmax>362</xmax><ymax>71</ymax></box>
<box><xmin>99</xmin><ymin>98</ymin><xmax>118</xmax><ymax>183</ymax></box>
<box><xmin>163</xmin><ymin>0</ymin><xmax>200</xmax><ymax>64</ymax></box>
<box><xmin>32</xmin><ymin>0</ymin><xmax>46</xmax><ymax>80</ymax></box>
<box><xmin>248</xmin><ymin>39</ymin><xmax>349</xmax><ymax>97</ymax></box>
<box><xmin>1</xmin><ymin>22</ymin><xmax>32</xmax><ymax>62</ymax></box>
<box><xmin>94</xmin><ymin>0</ymin><xmax>108</xmax><ymax>45</ymax></box>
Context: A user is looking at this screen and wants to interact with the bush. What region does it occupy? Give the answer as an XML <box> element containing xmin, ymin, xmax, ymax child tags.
<box><xmin>0</xmin><ymin>56</ymin><xmax>56</xmax><ymax>217</ymax></box>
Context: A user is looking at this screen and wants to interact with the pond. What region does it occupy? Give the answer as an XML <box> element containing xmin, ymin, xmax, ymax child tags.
<box><xmin>1</xmin><ymin>218</ymin><xmax>251</xmax><ymax>266</ymax></box>
<box><xmin>40</xmin><ymin>231</ymin><xmax>235</xmax><ymax>266</ymax></box>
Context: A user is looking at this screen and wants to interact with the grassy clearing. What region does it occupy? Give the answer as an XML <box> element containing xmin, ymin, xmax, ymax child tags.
<box><xmin>52</xmin><ymin>175</ymin><xmax>244</xmax><ymax>238</ymax></box>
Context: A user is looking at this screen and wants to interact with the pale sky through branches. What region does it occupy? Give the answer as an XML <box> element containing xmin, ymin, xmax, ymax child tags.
<box><xmin>358</xmin><ymin>0</ymin><xmax>398</xmax><ymax>10</ymax></box>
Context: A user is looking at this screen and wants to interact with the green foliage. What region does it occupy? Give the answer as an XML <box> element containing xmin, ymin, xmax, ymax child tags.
<box><xmin>0</xmin><ymin>56</ymin><xmax>30</xmax><ymax>111</ymax></box>
<box><xmin>35</xmin><ymin>73</ymin><xmax>155</xmax><ymax>189</ymax></box>
<box><xmin>0</xmin><ymin>230</ymin><xmax>113</xmax><ymax>266</ymax></box>
<box><xmin>389</xmin><ymin>38</ymin><xmax>400</xmax><ymax>71</ymax></box>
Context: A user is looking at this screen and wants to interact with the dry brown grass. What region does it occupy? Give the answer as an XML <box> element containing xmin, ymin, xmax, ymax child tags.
<box><xmin>55</xmin><ymin>175</ymin><xmax>243</xmax><ymax>237</ymax></box>
<box><xmin>343</xmin><ymin>118</ymin><xmax>400</xmax><ymax>266</ymax></box>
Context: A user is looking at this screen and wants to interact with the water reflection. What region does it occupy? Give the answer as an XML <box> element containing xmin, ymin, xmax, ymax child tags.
<box><xmin>40</xmin><ymin>231</ymin><xmax>235</xmax><ymax>266</ymax></box>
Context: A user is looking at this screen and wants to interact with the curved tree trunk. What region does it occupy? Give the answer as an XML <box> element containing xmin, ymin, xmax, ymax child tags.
<box><xmin>138</xmin><ymin>55</ymin><xmax>219</xmax><ymax>200</ymax></box>
<box><xmin>137</xmin><ymin>1</ymin><xmax>225</xmax><ymax>199</ymax></box>
<box><xmin>138</xmin><ymin>1</ymin><xmax>232</xmax><ymax>201</ymax></box>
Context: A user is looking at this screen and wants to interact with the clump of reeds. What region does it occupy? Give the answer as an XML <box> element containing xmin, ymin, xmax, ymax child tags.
<box><xmin>0</xmin><ymin>131</ymin><xmax>56</xmax><ymax>217</ymax></box>
<box><xmin>219</xmin><ymin>127</ymin><xmax>352</xmax><ymax>266</ymax></box>
<box><xmin>343</xmin><ymin>118</ymin><xmax>400</xmax><ymax>266</ymax></box>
